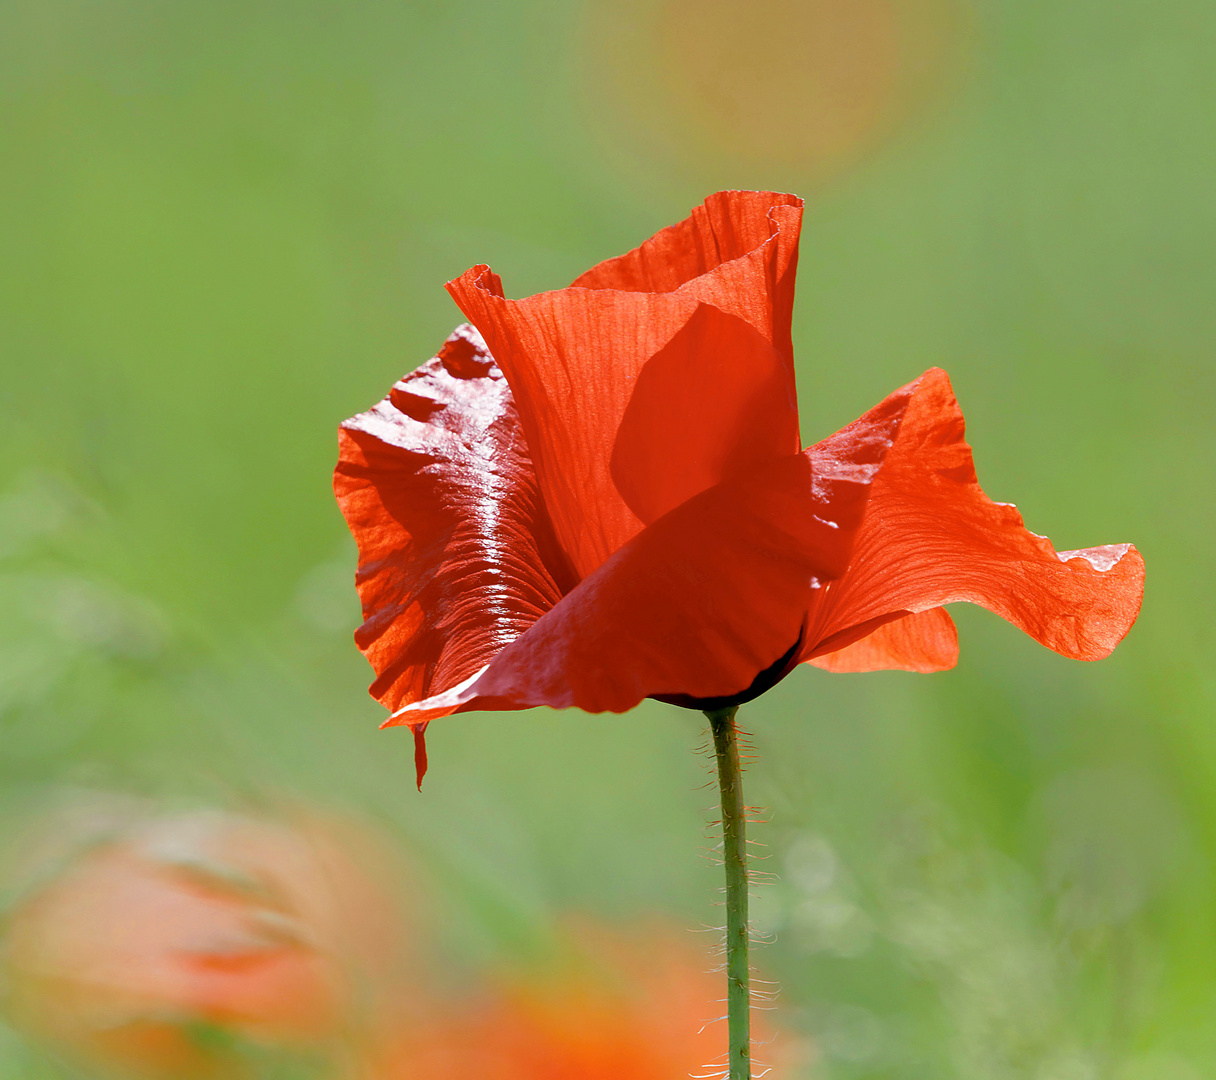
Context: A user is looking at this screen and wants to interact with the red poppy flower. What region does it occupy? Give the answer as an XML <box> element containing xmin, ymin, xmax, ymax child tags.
<box><xmin>334</xmin><ymin>191</ymin><xmax>1143</xmax><ymax>785</ymax></box>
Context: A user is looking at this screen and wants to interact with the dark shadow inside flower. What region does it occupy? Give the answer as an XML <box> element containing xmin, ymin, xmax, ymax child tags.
<box><xmin>652</xmin><ymin>622</ymin><xmax>807</xmax><ymax>712</ymax></box>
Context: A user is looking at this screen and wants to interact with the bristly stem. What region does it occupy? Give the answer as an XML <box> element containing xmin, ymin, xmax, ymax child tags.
<box><xmin>707</xmin><ymin>705</ymin><xmax>750</xmax><ymax>1080</ymax></box>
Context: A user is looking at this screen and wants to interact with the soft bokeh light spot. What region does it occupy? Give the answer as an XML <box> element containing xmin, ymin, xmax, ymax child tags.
<box><xmin>583</xmin><ymin>0</ymin><xmax>967</xmax><ymax>183</ymax></box>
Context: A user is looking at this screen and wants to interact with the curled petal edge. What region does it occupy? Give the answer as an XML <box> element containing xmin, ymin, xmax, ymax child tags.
<box><xmin>799</xmin><ymin>368</ymin><xmax>1145</xmax><ymax>669</ymax></box>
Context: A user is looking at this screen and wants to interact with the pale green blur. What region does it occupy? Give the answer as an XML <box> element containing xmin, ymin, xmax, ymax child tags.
<box><xmin>1</xmin><ymin>0</ymin><xmax>1213</xmax><ymax>1077</ymax></box>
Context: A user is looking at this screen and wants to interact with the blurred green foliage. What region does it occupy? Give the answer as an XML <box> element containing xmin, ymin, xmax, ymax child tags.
<box><xmin>1</xmin><ymin>0</ymin><xmax>1213</xmax><ymax>1077</ymax></box>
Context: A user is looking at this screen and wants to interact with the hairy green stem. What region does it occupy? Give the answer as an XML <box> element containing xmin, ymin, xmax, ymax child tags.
<box><xmin>707</xmin><ymin>705</ymin><xmax>750</xmax><ymax>1080</ymax></box>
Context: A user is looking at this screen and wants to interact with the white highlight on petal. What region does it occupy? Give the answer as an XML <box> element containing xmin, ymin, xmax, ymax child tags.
<box><xmin>388</xmin><ymin>664</ymin><xmax>489</xmax><ymax>721</ymax></box>
<box><xmin>1056</xmin><ymin>543</ymin><xmax>1132</xmax><ymax>573</ymax></box>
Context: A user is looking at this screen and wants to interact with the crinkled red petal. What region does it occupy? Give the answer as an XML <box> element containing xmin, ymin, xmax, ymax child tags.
<box><xmin>333</xmin><ymin>326</ymin><xmax>573</xmax><ymax>729</ymax></box>
<box><xmin>802</xmin><ymin>368</ymin><xmax>1145</xmax><ymax>666</ymax></box>
<box><xmin>572</xmin><ymin>189</ymin><xmax>803</xmax><ymax>367</ymax></box>
<box><xmin>388</xmin><ymin>387</ymin><xmax>913</xmax><ymax>720</ymax></box>
<box><xmin>445</xmin><ymin>191</ymin><xmax>804</xmax><ymax>579</ymax></box>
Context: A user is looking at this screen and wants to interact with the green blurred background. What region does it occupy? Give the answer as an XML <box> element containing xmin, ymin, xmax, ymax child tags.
<box><xmin>1</xmin><ymin>0</ymin><xmax>1212</xmax><ymax>1076</ymax></box>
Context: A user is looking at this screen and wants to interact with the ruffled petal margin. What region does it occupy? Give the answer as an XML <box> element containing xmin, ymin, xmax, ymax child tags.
<box><xmin>801</xmin><ymin>368</ymin><xmax>1144</xmax><ymax>668</ymax></box>
<box><xmin>334</xmin><ymin>326</ymin><xmax>574</xmax><ymax>783</ymax></box>
<box><xmin>572</xmin><ymin>189</ymin><xmax>804</xmax><ymax>368</ymax></box>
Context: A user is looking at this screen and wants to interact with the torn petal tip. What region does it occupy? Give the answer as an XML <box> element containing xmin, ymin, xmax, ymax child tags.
<box><xmin>413</xmin><ymin>725</ymin><xmax>429</xmax><ymax>791</ymax></box>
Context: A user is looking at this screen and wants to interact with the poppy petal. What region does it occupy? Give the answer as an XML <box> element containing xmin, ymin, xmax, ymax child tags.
<box><xmin>807</xmin><ymin>607</ymin><xmax>959</xmax><ymax>673</ymax></box>
<box><xmin>334</xmin><ymin>326</ymin><xmax>573</xmax><ymax>721</ymax></box>
<box><xmin>609</xmin><ymin>303</ymin><xmax>800</xmax><ymax>525</ymax></box>
<box><xmin>446</xmin><ymin>192</ymin><xmax>803</xmax><ymax>579</ymax></box>
<box><xmin>388</xmin><ymin>387</ymin><xmax>913</xmax><ymax>721</ymax></box>
<box><xmin>802</xmin><ymin>368</ymin><xmax>1145</xmax><ymax>665</ymax></box>
<box><xmin>572</xmin><ymin>189</ymin><xmax>804</xmax><ymax>366</ymax></box>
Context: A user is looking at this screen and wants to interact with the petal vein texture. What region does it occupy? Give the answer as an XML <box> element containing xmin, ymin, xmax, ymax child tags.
<box><xmin>334</xmin><ymin>326</ymin><xmax>572</xmax><ymax>723</ymax></box>
<box><xmin>802</xmin><ymin>369</ymin><xmax>1144</xmax><ymax>670</ymax></box>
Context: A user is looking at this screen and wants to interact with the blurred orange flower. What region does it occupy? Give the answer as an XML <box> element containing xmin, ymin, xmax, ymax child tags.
<box><xmin>369</xmin><ymin>922</ymin><xmax>804</xmax><ymax>1080</ymax></box>
<box><xmin>1</xmin><ymin>803</ymin><xmax>414</xmax><ymax>1079</ymax></box>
